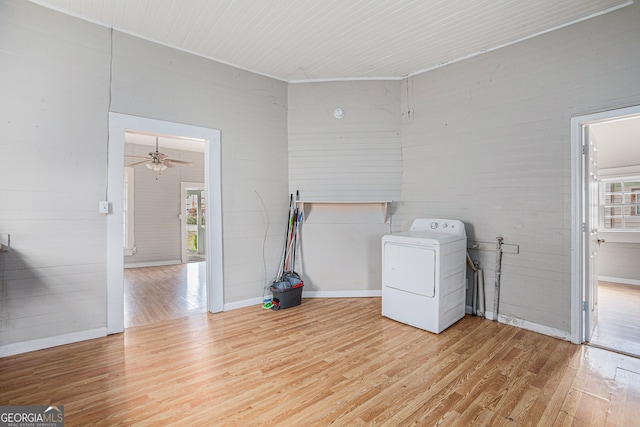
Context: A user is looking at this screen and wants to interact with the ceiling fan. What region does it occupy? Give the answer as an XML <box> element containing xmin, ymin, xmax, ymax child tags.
<box><xmin>127</xmin><ymin>137</ymin><xmax>194</xmax><ymax>172</ymax></box>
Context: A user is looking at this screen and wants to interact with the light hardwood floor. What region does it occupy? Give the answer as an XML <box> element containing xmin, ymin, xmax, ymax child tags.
<box><xmin>124</xmin><ymin>263</ymin><xmax>206</xmax><ymax>328</ymax></box>
<box><xmin>2</xmin><ymin>298</ymin><xmax>639</xmax><ymax>426</ymax></box>
<box><xmin>590</xmin><ymin>281</ymin><xmax>640</xmax><ymax>357</ymax></box>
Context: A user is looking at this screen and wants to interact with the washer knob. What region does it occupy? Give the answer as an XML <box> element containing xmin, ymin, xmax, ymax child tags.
<box><xmin>430</xmin><ymin>222</ymin><xmax>438</xmax><ymax>229</ymax></box>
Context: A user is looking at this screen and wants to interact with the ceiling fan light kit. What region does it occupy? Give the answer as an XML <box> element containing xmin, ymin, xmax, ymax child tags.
<box><xmin>146</xmin><ymin>162</ymin><xmax>168</xmax><ymax>171</ymax></box>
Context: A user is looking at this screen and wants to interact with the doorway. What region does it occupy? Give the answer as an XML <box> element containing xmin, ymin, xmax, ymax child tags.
<box><xmin>122</xmin><ymin>134</ymin><xmax>207</xmax><ymax>328</ymax></box>
<box><xmin>571</xmin><ymin>105</ymin><xmax>640</xmax><ymax>355</ymax></box>
<box><xmin>107</xmin><ymin>113</ymin><xmax>224</xmax><ymax>335</ymax></box>
<box><xmin>182</xmin><ymin>183</ymin><xmax>206</xmax><ymax>263</ymax></box>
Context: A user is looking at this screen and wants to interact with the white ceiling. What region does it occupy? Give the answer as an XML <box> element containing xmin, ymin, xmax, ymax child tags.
<box><xmin>32</xmin><ymin>0</ymin><xmax>632</xmax><ymax>82</ymax></box>
<box><xmin>590</xmin><ymin>114</ymin><xmax>640</xmax><ymax>169</ymax></box>
<box><xmin>125</xmin><ymin>130</ymin><xmax>206</xmax><ymax>153</ymax></box>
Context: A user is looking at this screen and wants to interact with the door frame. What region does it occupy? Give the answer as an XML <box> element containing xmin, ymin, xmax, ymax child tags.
<box><xmin>181</xmin><ymin>182</ymin><xmax>205</xmax><ymax>264</ymax></box>
<box><xmin>570</xmin><ymin>105</ymin><xmax>640</xmax><ymax>344</ymax></box>
<box><xmin>107</xmin><ymin>113</ymin><xmax>224</xmax><ymax>334</ymax></box>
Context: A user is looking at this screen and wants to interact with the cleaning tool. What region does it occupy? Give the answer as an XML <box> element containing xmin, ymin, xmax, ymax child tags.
<box><xmin>267</xmin><ymin>192</ymin><xmax>304</xmax><ymax>309</ymax></box>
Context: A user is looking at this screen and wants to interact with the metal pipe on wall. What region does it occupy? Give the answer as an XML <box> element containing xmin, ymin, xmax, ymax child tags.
<box><xmin>467</xmin><ymin>253</ymin><xmax>485</xmax><ymax>318</ymax></box>
<box><xmin>493</xmin><ymin>237</ymin><xmax>504</xmax><ymax>321</ymax></box>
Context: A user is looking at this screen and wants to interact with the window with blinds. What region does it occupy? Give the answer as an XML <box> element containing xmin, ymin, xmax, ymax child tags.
<box><xmin>600</xmin><ymin>177</ymin><xmax>640</xmax><ymax>230</ymax></box>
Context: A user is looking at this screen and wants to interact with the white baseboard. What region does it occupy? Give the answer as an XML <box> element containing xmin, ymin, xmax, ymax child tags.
<box><xmin>0</xmin><ymin>328</ymin><xmax>107</xmax><ymax>358</ymax></box>
<box><xmin>302</xmin><ymin>290</ymin><xmax>381</xmax><ymax>298</ymax></box>
<box><xmin>598</xmin><ymin>276</ymin><xmax>640</xmax><ymax>286</ymax></box>
<box><xmin>224</xmin><ymin>297</ymin><xmax>265</xmax><ymax>311</ymax></box>
<box><xmin>465</xmin><ymin>310</ymin><xmax>570</xmax><ymax>341</ymax></box>
<box><xmin>498</xmin><ymin>314</ymin><xmax>571</xmax><ymax>341</ymax></box>
<box><xmin>124</xmin><ymin>260</ymin><xmax>182</xmax><ymax>269</ymax></box>
<box><xmin>223</xmin><ymin>291</ymin><xmax>382</xmax><ymax>312</ymax></box>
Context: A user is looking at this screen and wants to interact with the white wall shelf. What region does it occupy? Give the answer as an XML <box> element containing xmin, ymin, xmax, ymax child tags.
<box><xmin>296</xmin><ymin>201</ymin><xmax>392</xmax><ymax>223</ymax></box>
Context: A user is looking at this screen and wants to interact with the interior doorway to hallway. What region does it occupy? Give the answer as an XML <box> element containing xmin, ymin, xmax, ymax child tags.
<box><xmin>107</xmin><ymin>113</ymin><xmax>224</xmax><ymax>335</ymax></box>
<box><xmin>571</xmin><ymin>105</ymin><xmax>640</xmax><ymax>357</ymax></box>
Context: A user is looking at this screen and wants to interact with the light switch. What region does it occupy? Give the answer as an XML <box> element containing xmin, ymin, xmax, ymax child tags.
<box><xmin>99</xmin><ymin>201</ymin><xmax>110</xmax><ymax>214</ymax></box>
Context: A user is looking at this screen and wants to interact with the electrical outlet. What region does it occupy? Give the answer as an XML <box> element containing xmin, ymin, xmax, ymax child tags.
<box><xmin>99</xmin><ymin>201</ymin><xmax>110</xmax><ymax>214</ymax></box>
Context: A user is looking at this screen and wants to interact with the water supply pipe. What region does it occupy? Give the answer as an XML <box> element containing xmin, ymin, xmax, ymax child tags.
<box><xmin>493</xmin><ymin>237</ymin><xmax>504</xmax><ymax>321</ymax></box>
<box><xmin>466</xmin><ymin>253</ymin><xmax>485</xmax><ymax>318</ymax></box>
<box><xmin>476</xmin><ymin>262</ymin><xmax>485</xmax><ymax>318</ymax></box>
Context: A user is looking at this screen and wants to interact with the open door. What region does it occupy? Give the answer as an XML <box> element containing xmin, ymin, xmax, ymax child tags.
<box><xmin>182</xmin><ymin>183</ymin><xmax>206</xmax><ymax>263</ymax></box>
<box><xmin>583</xmin><ymin>125</ymin><xmax>600</xmax><ymax>342</ymax></box>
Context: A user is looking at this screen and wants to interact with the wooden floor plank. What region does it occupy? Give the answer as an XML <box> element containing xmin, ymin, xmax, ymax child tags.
<box><xmin>607</xmin><ymin>368</ymin><xmax>640</xmax><ymax>426</ymax></box>
<box><xmin>124</xmin><ymin>262</ymin><xmax>206</xmax><ymax>328</ymax></box>
<box><xmin>2</xmin><ymin>298</ymin><xmax>639</xmax><ymax>426</ymax></box>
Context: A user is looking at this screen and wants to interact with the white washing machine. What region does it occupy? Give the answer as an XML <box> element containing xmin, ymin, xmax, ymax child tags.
<box><xmin>382</xmin><ymin>218</ymin><xmax>467</xmax><ymax>333</ymax></box>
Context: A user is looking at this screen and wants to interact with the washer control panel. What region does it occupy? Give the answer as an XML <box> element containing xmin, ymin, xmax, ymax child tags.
<box><xmin>409</xmin><ymin>219</ymin><xmax>465</xmax><ymax>237</ymax></box>
<box><xmin>429</xmin><ymin>221</ymin><xmax>454</xmax><ymax>229</ymax></box>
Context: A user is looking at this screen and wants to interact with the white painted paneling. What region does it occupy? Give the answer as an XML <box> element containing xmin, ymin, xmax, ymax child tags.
<box><xmin>300</xmin><ymin>222</ymin><xmax>391</xmax><ymax>292</ymax></box>
<box><xmin>0</xmin><ymin>0</ymin><xmax>111</xmax><ymax>348</ymax></box>
<box><xmin>288</xmin><ymin>80</ymin><xmax>402</xmax><ymax>204</ymax></box>
<box><xmin>1</xmin><ymin>0</ymin><xmax>288</xmax><ymax>352</ymax></box>
<box><xmin>401</xmin><ymin>1</ymin><xmax>640</xmax><ymax>333</ymax></box>
<box><xmin>287</xmin><ymin>81</ymin><xmax>401</xmax><ymax>292</ymax></box>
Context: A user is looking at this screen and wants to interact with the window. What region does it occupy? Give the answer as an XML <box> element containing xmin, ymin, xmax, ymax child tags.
<box><xmin>123</xmin><ymin>167</ymin><xmax>136</xmax><ymax>255</ymax></box>
<box><xmin>600</xmin><ymin>177</ymin><xmax>640</xmax><ymax>230</ymax></box>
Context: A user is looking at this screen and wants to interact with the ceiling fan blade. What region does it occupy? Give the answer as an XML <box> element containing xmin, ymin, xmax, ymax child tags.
<box><xmin>163</xmin><ymin>160</ymin><xmax>177</xmax><ymax>168</ymax></box>
<box><xmin>127</xmin><ymin>159</ymin><xmax>151</xmax><ymax>167</ymax></box>
<box><xmin>165</xmin><ymin>159</ymin><xmax>194</xmax><ymax>166</ymax></box>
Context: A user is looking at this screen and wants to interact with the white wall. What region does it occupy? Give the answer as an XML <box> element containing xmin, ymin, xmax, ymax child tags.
<box><xmin>401</xmin><ymin>1</ymin><xmax>640</xmax><ymax>333</ymax></box>
<box><xmin>0</xmin><ymin>0</ymin><xmax>288</xmax><ymax>351</ymax></box>
<box><xmin>124</xmin><ymin>143</ymin><xmax>204</xmax><ymax>266</ymax></box>
<box><xmin>110</xmin><ymin>31</ymin><xmax>289</xmax><ymax>304</ymax></box>
<box><xmin>591</xmin><ymin>117</ymin><xmax>640</xmax><ymax>170</ymax></box>
<box><xmin>598</xmin><ymin>243</ymin><xmax>640</xmax><ymax>284</ymax></box>
<box><xmin>288</xmin><ymin>81</ymin><xmax>403</xmax><ymax>293</ymax></box>
<box><xmin>0</xmin><ymin>0</ymin><xmax>112</xmax><ymax>348</ymax></box>
<box><xmin>288</xmin><ymin>81</ymin><xmax>403</xmax><ymax>206</ymax></box>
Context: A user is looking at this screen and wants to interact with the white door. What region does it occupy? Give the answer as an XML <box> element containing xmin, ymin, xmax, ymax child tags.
<box><xmin>584</xmin><ymin>125</ymin><xmax>600</xmax><ymax>342</ymax></box>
